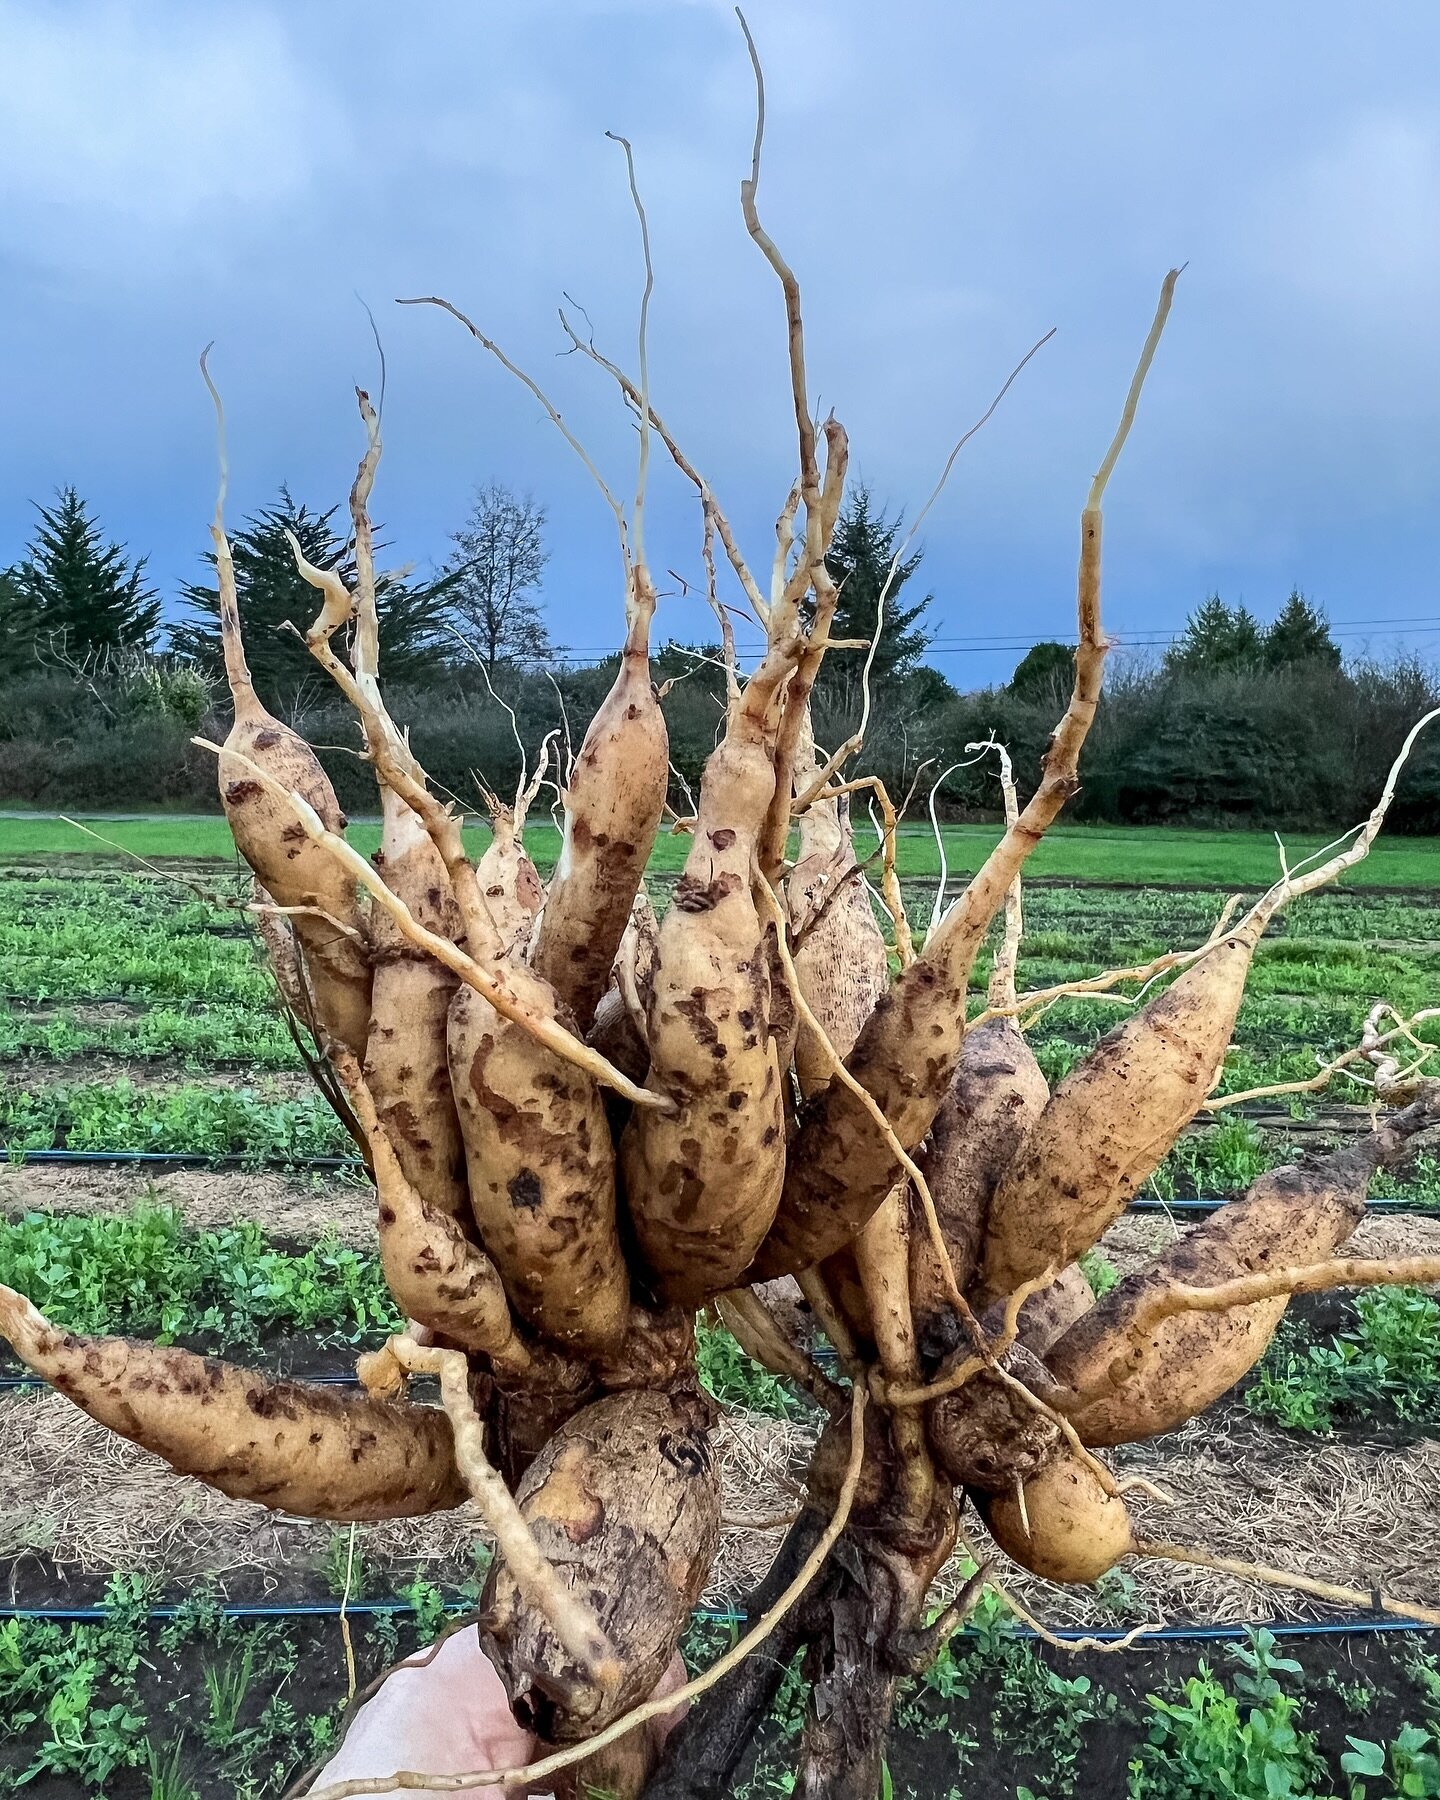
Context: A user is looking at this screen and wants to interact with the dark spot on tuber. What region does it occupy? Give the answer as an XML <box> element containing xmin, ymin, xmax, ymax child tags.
<box><xmin>508</xmin><ymin>1169</ymin><xmax>545</xmax><ymax>1211</ymax></box>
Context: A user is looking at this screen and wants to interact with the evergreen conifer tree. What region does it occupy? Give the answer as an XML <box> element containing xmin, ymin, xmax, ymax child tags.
<box><xmin>13</xmin><ymin>487</ymin><xmax>160</xmax><ymax>657</ymax></box>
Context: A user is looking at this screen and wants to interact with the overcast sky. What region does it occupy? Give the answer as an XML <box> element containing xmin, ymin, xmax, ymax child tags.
<box><xmin>3</xmin><ymin>0</ymin><xmax>1439</xmax><ymax>686</ymax></box>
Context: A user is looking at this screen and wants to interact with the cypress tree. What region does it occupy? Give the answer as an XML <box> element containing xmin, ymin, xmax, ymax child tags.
<box><xmin>809</xmin><ymin>485</ymin><xmax>933</xmax><ymax>731</ymax></box>
<box><xmin>173</xmin><ymin>487</ymin><xmax>454</xmax><ymax>699</ymax></box>
<box><xmin>1263</xmin><ymin>588</ymin><xmax>1342</xmax><ymax>671</ymax></box>
<box><xmin>13</xmin><ymin>487</ymin><xmax>160</xmax><ymax>657</ymax></box>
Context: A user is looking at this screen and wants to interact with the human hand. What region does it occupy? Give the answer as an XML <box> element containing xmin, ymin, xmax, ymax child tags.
<box><xmin>313</xmin><ymin>1625</ymin><xmax>687</xmax><ymax>1800</ymax></box>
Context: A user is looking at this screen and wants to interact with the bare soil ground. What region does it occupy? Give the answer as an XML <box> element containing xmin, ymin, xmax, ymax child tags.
<box><xmin>0</xmin><ymin>1160</ymin><xmax>372</xmax><ymax>1244</ymax></box>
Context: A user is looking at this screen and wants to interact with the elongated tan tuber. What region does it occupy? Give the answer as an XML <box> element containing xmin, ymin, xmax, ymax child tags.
<box><xmin>981</xmin><ymin>922</ymin><xmax>1261</xmax><ymax>1297</ymax></box>
<box><xmin>449</xmin><ymin>961</ymin><xmax>631</xmax><ymax>1356</ymax></box>
<box><xmin>621</xmin><ymin>730</ymin><xmax>787</xmax><ymax>1307</ymax></box>
<box><xmin>332</xmin><ymin>1053</ymin><xmax>524</xmax><ymax>1368</ymax></box>
<box><xmin>475</xmin><ymin>803</ymin><xmax>544</xmax><ymax>956</ymax></box>
<box><xmin>0</xmin><ymin>1285</ymin><xmax>464</xmax><ymax>1519</ymax></box>
<box><xmin>909</xmin><ymin>1018</ymin><xmax>1050</xmax><ymax>1361</ymax></box>
<box><xmin>364</xmin><ymin>786</ymin><xmax>469</xmax><ymax>1226</ymax></box>
<box><xmin>787</xmin><ymin>713</ymin><xmax>890</xmax><ymax>1101</ymax></box>
<box><xmin>532</xmin><ymin>567</ymin><xmax>669</xmax><ymax>1030</ymax></box>
<box><xmin>1042</xmin><ymin>1124</ymin><xmax>1421</xmax><ymax>1445</ymax></box>
<box><xmin>203</xmin><ymin>375</ymin><xmax>372</xmax><ymax>1054</ymax></box>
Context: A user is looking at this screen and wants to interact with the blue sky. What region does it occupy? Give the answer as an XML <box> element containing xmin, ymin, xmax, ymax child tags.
<box><xmin>2</xmin><ymin>0</ymin><xmax>1438</xmax><ymax>686</ymax></box>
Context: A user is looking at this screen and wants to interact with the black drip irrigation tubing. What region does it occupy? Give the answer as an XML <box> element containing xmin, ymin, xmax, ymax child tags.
<box><xmin>5</xmin><ymin>1148</ymin><xmax>361</xmax><ymax>1171</ymax></box>
<box><xmin>6</xmin><ymin>1150</ymin><xmax>1437</xmax><ymax>1218</ymax></box>
<box><xmin>0</xmin><ymin>1597</ymin><xmax>1432</xmax><ymax>1646</ymax></box>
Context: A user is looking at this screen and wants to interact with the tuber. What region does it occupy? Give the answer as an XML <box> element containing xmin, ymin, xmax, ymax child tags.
<box><xmin>622</xmin><ymin>729</ymin><xmax>787</xmax><ymax>1307</ymax></box>
<box><xmin>0</xmin><ymin>1285</ymin><xmax>464</xmax><ymax>1520</ymax></box>
<box><xmin>981</xmin><ymin>1451</ymin><xmax>1135</xmax><ymax>1585</ymax></box>
<box><xmin>1045</xmin><ymin>1125</ymin><xmax>1418</xmax><ymax>1446</ymax></box>
<box><xmin>484</xmin><ymin>1387</ymin><xmax>720</xmax><ymax>1742</ymax></box>
<box><xmin>449</xmin><ymin>963</ymin><xmax>630</xmax><ymax>1357</ymax></box>
<box><xmin>531</xmin><ymin>574</ymin><xmax>669</xmax><ymax>1031</ymax></box>
<box><xmin>364</xmin><ymin>785</ymin><xmax>469</xmax><ymax>1226</ymax></box>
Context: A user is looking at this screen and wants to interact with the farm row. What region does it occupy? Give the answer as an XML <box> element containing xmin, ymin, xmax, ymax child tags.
<box><xmin>2</xmin><ymin>870</ymin><xmax>1436</xmax><ymax>1172</ymax></box>
<box><xmin>5</xmin><ymin>1584</ymin><xmax>1440</xmax><ymax>1798</ymax></box>
<box><xmin>0</xmin><ymin>844</ymin><xmax>1435</xmax><ymax>1797</ymax></box>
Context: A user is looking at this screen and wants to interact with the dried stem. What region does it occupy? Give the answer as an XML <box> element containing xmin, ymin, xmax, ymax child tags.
<box><xmin>285</xmin><ymin>527</ymin><xmax>503</xmax><ymax>959</ymax></box>
<box><xmin>1134</xmin><ymin>1539</ymin><xmax>1440</xmax><ymax>1627</ymax></box>
<box><xmin>973</xmin><ymin>895</ymin><xmax>1243</xmax><ymax>1031</ymax></box>
<box><xmin>387</xmin><ymin>1334</ymin><xmax>621</xmax><ymax>1688</ymax></box>
<box><xmin>1205</xmin><ymin>1007</ymin><xmax>1440</xmax><ymax>1111</ymax></box>
<box><xmin>605</xmin><ymin>131</ymin><xmax>654</xmax><ymax>570</ymax></box>
<box><xmin>793</xmin><ymin>326</ymin><xmax>1058</xmax><ymax>808</ymax></box>
<box><xmin>198</xmin><ymin>347</ymin><xmax>254</xmax><ymax>706</ymax></box>
<box><xmin>399</xmin><ymin>295</ymin><xmax>630</xmax><ymax>592</ymax></box>
<box><xmin>1117</xmin><ymin>1249</ymin><xmax>1440</xmax><ymax>1345</ymax></box>
<box><xmin>716</xmin><ymin>1289</ymin><xmax>846</xmax><ymax>1414</ymax></box>
<box><xmin>982</xmin><ymin>741</ymin><xmax>1023</xmax><ymax>1010</ymax></box>
<box><xmin>736</xmin><ymin>9</ymin><xmax>817</xmax><ymax>515</ymax></box>
<box><xmin>1244</xmin><ymin>706</ymin><xmax>1440</xmax><ymax>933</ymax></box>
<box><xmin>558</xmin><ymin>308</ymin><xmax>768</xmax><ymax>624</ymax></box>
<box><xmin>904</xmin><ymin>271</ymin><xmax>1180</xmax><ymax>988</ymax></box>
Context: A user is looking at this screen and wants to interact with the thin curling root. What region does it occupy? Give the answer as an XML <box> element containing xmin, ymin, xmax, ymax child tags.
<box><xmin>386</xmin><ymin>1334</ymin><xmax>622</xmax><ymax>1694</ymax></box>
<box><xmin>758</xmin><ymin>268</ymin><xmax>1182</xmax><ymax>1280</ymax></box>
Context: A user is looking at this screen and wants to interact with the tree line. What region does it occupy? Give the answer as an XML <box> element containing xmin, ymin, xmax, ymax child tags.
<box><xmin>0</xmin><ymin>480</ymin><xmax>1435</xmax><ymax>831</ymax></box>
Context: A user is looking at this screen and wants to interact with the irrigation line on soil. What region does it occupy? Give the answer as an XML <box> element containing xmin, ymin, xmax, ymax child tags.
<box><xmin>0</xmin><ymin>1597</ymin><xmax>1434</xmax><ymax>1646</ymax></box>
<box><xmin>5</xmin><ymin>1149</ymin><xmax>1436</xmax><ymax>1218</ymax></box>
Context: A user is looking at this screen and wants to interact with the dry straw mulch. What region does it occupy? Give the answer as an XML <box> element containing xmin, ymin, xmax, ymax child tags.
<box><xmin>2</xmin><ymin>1384</ymin><xmax>1436</xmax><ymax>1630</ymax></box>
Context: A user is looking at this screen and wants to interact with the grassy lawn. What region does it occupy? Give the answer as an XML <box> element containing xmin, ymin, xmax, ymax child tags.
<box><xmin>1</xmin><ymin>812</ymin><xmax>1436</xmax><ymax>888</ymax></box>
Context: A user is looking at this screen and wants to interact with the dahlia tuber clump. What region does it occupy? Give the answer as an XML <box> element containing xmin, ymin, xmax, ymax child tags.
<box><xmin>4</xmin><ymin>28</ymin><xmax>1440</xmax><ymax>1800</ymax></box>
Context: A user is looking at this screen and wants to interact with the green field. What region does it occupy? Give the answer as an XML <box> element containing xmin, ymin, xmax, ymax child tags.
<box><xmin>3</xmin><ymin>812</ymin><xmax>1437</xmax><ymax>888</ymax></box>
<box><xmin>1</xmin><ymin>866</ymin><xmax>1435</xmax><ymax>1184</ymax></box>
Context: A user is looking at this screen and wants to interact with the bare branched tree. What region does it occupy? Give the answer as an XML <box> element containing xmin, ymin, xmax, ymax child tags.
<box><xmin>443</xmin><ymin>481</ymin><xmax>552</xmax><ymax>672</ymax></box>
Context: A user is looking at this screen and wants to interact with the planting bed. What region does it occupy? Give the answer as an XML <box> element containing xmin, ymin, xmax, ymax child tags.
<box><xmin>0</xmin><ymin>851</ymin><xmax>1436</xmax><ymax>1796</ymax></box>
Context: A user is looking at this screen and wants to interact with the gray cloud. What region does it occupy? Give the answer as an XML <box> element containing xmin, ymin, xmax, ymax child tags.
<box><xmin>2</xmin><ymin>0</ymin><xmax>1437</xmax><ymax>684</ymax></box>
